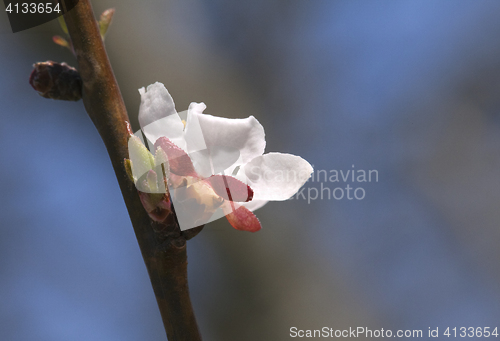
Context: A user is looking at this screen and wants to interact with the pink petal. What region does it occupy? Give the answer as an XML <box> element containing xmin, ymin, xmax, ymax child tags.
<box><xmin>222</xmin><ymin>202</ymin><xmax>262</xmax><ymax>232</ymax></box>
<box><xmin>206</xmin><ymin>175</ymin><xmax>254</xmax><ymax>202</ymax></box>
<box><xmin>154</xmin><ymin>137</ymin><xmax>198</xmax><ymax>177</ymax></box>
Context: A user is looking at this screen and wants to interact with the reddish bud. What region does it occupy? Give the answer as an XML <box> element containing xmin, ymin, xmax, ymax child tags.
<box><xmin>223</xmin><ymin>202</ymin><xmax>262</xmax><ymax>232</ymax></box>
<box><xmin>154</xmin><ymin>137</ymin><xmax>198</xmax><ymax>177</ymax></box>
<box><xmin>138</xmin><ymin>191</ymin><xmax>172</xmax><ymax>222</ymax></box>
<box><xmin>207</xmin><ymin>175</ymin><xmax>254</xmax><ymax>202</ymax></box>
<box><xmin>52</xmin><ymin>35</ymin><xmax>70</xmax><ymax>48</ymax></box>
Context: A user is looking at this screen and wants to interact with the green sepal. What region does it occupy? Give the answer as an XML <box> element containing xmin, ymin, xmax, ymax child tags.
<box><xmin>154</xmin><ymin>146</ymin><xmax>170</xmax><ymax>179</ymax></box>
<box><xmin>58</xmin><ymin>16</ymin><xmax>68</xmax><ymax>34</ymax></box>
<box><xmin>124</xmin><ymin>159</ymin><xmax>134</xmax><ymax>182</ymax></box>
<box><xmin>128</xmin><ymin>135</ymin><xmax>155</xmax><ymax>184</ymax></box>
<box><xmin>147</xmin><ymin>169</ymin><xmax>159</xmax><ymax>193</ymax></box>
<box><xmin>99</xmin><ymin>8</ymin><xmax>115</xmax><ymax>41</ymax></box>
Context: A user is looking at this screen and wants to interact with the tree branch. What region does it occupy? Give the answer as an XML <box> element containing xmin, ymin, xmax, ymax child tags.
<box><xmin>59</xmin><ymin>0</ymin><xmax>202</xmax><ymax>339</ymax></box>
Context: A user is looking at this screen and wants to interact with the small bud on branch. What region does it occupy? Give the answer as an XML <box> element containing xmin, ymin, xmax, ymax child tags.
<box><xmin>99</xmin><ymin>8</ymin><xmax>115</xmax><ymax>41</ymax></box>
<box><xmin>29</xmin><ymin>61</ymin><xmax>82</xmax><ymax>101</ymax></box>
<box><xmin>52</xmin><ymin>35</ymin><xmax>70</xmax><ymax>48</ymax></box>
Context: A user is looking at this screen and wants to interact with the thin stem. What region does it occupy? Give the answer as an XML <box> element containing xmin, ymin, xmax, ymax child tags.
<box><xmin>59</xmin><ymin>0</ymin><xmax>202</xmax><ymax>339</ymax></box>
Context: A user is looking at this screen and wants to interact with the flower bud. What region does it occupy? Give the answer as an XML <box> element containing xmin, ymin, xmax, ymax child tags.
<box><xmin>99</xmin><ymin>8</ymin><xmax>116</xmax><ymax>41</ymax></box>
<box><xmin>29</xmin><ymin>61</ymin><xmax>82</xmax><ymax>101</ymax></box>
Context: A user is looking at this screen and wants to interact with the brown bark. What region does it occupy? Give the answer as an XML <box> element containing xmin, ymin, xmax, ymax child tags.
<box><xmin>59</xmin><ymin>0</ymin><xmax>202</xmax><ymax>339</ymax></box>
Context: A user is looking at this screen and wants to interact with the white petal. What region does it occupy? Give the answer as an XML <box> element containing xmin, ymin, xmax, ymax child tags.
<box><xmin>241</xmin><ymin>153</ymin><xmax>313</xmax><ymax>201</ymax></box>
<box><xmin>184</xmin><ymin>102</ymin><xmax>207</xmax><ymax>153</ymax></box>
<box><xmin>138</xmin><ymin>82</ymin><xmax>176</xmax><ymax>126</ymax></box>
<box><xmin>142</xmin><ymin>117</ymin><xmax>187</xmax><ymax>148</ymax></box>
<box><xmin>188</xmin><ymin>147</ymin><xmax>241</xmax><ymax>178</ymax></box>
<box><xmin>184</xmin><ymin>109</ymin><xmax>266</xmax><ymax>170</ymax></box>
<box><xmin>183</xmin><ymin>103</ymin><xmax>212</xmax><ymax>177</ymax></box>
<box><xmin>138</xmin><ymin>82</ymin><xmax>184</xmax><ymax>144</ymax></box>
<box><xmin>188</xmin><ymin>150</ymin><xmax>213</xmax><ymax>178</ymax></box>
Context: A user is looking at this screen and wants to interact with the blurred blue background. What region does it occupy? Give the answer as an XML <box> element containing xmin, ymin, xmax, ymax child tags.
<box><xmin>2</xmin><ymin>0</ymin><xmax>500</xmax><ymax>340</ymax></box>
